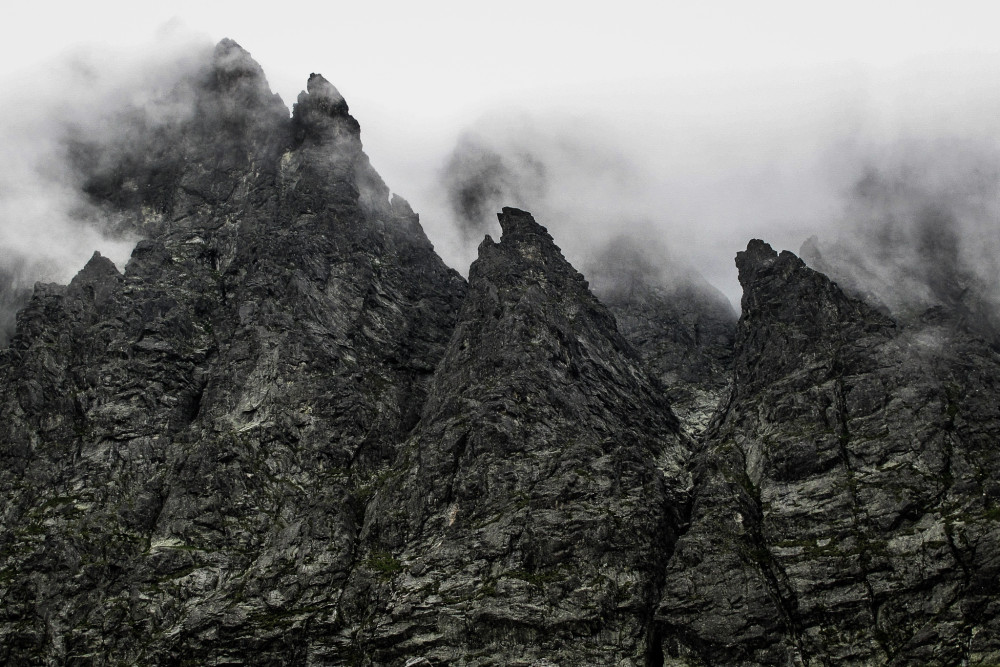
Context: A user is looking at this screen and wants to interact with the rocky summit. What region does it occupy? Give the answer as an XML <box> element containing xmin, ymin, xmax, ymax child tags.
<box><xmin>1</xmin><ymin>40</ymin><xmax>999</xmax><ymax>666</ymax></box>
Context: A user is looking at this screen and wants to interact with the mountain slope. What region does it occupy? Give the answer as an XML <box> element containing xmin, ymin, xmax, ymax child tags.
<box><xmin>656</xmin><ymin>241</ymin><xmax>1000</xmax><ymax>665</ymax></box>
<box><xmin>341</xmin><ymin>208</ymin><xmax>691</xmax><ymax>665</ymax></box>
<box><xmin>0</xmin><ymin>40</ymin><xmax>466</xmax><ymax>664</ymax></box>
<box><xmin>1</xmin><ymin>38</ymin><xmax>999</xmax><ymax>667</ymax></box>
<box><xmin>586</xmin><ymin>238</ymin><xmax>737</xmax><ymax>436</ymax></box>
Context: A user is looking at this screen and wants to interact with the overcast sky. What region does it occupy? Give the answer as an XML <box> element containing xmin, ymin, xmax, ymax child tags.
<box><xmin>2</xmin><ymin>0</ymin><xmax>998</xmax><ymax>306</ymax></box>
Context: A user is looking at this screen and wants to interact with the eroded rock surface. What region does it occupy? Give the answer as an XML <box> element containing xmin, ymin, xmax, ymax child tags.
<box><xmin>1</xmin><ymin>39</ymin><xmax>999</xmax><ymax>667</ymax></box>
<box><xmin>342</xmin><ymin>208</ymin><xmax>691</xmax><ymax>664</ymax></box>
<box><xmin>657</xmin><ymin>241</ymin><xmax>1000</xmax><ymax>665</ymax></box>
<box><xmin>0</xmin><ymin>40</ymin><xmax>465</xmax><ymax>665</ymax></box>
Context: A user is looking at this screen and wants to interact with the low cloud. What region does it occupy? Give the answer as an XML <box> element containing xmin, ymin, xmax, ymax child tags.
<box><xmin>419</xmin><ymin>56</ymin><xmax>999</xmax><ymax>325</ymax></box>
<box><xmin>803</xmin><ymin>134</ymin><xmax>1000</xmax><ymax>339</ymax></box>
<box><xmin>1</xmin><ymin>36</ymin><xmax>997</xmax><ymax>345</ymax></box>
<box><xmin>0</xmin><ymin>29</ymin><xmax>214</xmax><ymax>343</ymax></box>
<box><xmin>442</xmin><ymin>132</ymin><xmax>548</xmax><ymax>243</ymax></box>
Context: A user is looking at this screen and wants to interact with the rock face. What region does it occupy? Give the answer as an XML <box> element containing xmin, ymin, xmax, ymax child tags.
<box><xmin>657</xmin><ymin>241</ymin><xmax>1000</xmax><ymax>665</ymax></box>
<box><xmin>0</xmin><ymin>262</ymin><xmax>33</xmax><ymax>347</ymax></box>
<box><xmin>2</xmin><ymin>40</ymin><xmax>1000</xmax><ymax>667</ymax></box>
<box><xmin>342</xmin><ymin>208</ymin><xmax>690</xmax><ymax>664</ymax></box>
<box><xmin>586</xmin><ymin>239</ymin><xmax>737</xmax><ymax>436</ymax></box>
<box><xmin>0</xmin><ymin>40</ymin><xmax>466</xmax><ymax>664</ymax></box>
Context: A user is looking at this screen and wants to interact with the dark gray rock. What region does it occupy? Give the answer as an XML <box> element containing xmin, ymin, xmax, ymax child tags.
<box><xmin>586</xmin><ymin>237</ymin><xmax>737</xmax><ymax>436</ymax></box>
<box><xmin>342</xmin><ymin>208</ymin><xmax>691</xmax><ymax>665</ymax></box>
<box><xmin>656</xmin><ymin>240</ymin><xmax>1000</xmax><ymax>665</ymax></box>
<box><xmin>0</xmin><ymin>40</ymin><xmax>465</xmax><ymax>665</ymax></box>
<box><xmin>2</xmin><ymin>38</ymin><xmax>999</xmax><ymax>667</ymax></box>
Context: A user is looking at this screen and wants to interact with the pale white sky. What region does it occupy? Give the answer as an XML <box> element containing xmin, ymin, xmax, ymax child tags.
<box><xmin>2</xmin><ymin>0</ymin><xmax>998</xmax><ymax>304</ymax></box>
<box><xmin>5</xmin><ymin>1</ymin><xmax>996</xmax><ymax>109</ymax></box>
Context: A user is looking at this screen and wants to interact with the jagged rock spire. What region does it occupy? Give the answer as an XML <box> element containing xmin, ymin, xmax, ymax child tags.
<box><xmin>344</xmin><ymin>207</ymin><xmax>690</xmax><ymax>665</ymax></box>
<box><xmin>0</xmin><ymin>43</ymin><xmax>466</xmax><ymax>664</ymax></box>
<box><xmin>656</xmin><ymin>240</ymin><xmax>1000</xmax><ymax>665</ymax></box>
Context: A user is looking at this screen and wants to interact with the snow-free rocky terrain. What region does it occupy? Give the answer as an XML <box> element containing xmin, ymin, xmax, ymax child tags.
<box><xmin>1</xmin><ymin>40</ymin><xmax>998</xmax><ymax>666</ymax></box>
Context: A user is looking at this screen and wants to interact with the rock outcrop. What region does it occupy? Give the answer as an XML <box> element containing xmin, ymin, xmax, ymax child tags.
<box><xmin>1</xmin><ymin>39</ymin><xmax>999</xmax><ymax>667</ymax></box>
<box><xmin>656</xmin><ymin>241</ymin><xmax>1000</xmax><ymax>665</ymax></box>
<box><xmin>341</xmin><ymin>208</ymin><xmax>690</xmax><ymax>664</ymax></box>
<box><xmin>0</xmin><ymin>40</ymin><xmax>466</xmax><ymax>664</ymax></box>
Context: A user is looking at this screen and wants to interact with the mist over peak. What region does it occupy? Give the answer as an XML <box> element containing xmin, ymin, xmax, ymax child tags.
<box><xmin>802</xmin><ymin>133</ymin><xmax>1000</xmax><ymax>343</ymax></box>
<box><xmin>3</xmin><ymin>32</ymin><xmax>1000</xmax><ymax>350</ymax></box>
<box><xmin>3</xmin><ymin>22</ymin><xmax>1000</xmax><ymax>664</ymax></box>
<box><xmin>442</xmin><ymin>131</ymin><xmax>548</xmax><ymax>243</ymax></box>
<box><xmin>213</xmin><ymin>38</ymin><xmax>257</xmax><ymax>70</ymax></box>
<box><xmin>400</xmin><ymin>55</ymin><xmax>1000</xmax><ymax>328</ymax></box>
<box><xmin>0</xmin><ymin>33</ymin><xmax>299</xmax><ymax>344</ymax></box>
<box><xmin>304</xmin><ymin>73</ymin><xmax>345</xmax><ymax>105</ymax></box>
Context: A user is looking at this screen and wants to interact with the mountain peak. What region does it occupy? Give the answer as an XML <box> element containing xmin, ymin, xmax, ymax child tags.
<box><xmin>473</xmin><ymin>207</ymin><xmax>590</xmax><ymax>300</ymax></box>
<box><xmin>210</xmin><ymin>38</ymin><xmax>273</xmax><ymax>93</ymax></box>
<box><xmin>729</xmin><ymin>238</ymin><xmax>896</xmax><ymax>398</ymax></box>
<box><xmin>497</xmin><ymin>206</ymin><xmax>552</xmax><ymax>242</ymax></box>
<box><xmin>352</xmin><ymin>208</ymin><xmax>688</xmax><ymax>663</ymax></box>
<box><xmin>738</xmin><ymin>238</ymin><xmax>777</xmax><ymax>267</ymax></box>
<box><xmin>71</xmin><ymin>251</ymin><xmax>119</xmax><ymax>282</ymax></box>
<box><xmin>294</xmin><ymin>72</ymin><xmax>349</xmax><ymax>118</ymax></box>
<box><xmin>735</xmin><ymin>239</ymin><xmax>808</xmax><ymax>289</ymax></box>
<box><xmin>306</xmin><ymin>73</ymin><xmax>344</xmax><ymax>103</ymax></box>
<box><xmin>213</xmin><ymin>37</ymin><xmax>250</xmax><ymax>60</ymax></box>
<box><xmin>291</xmin><ymin>72</ymin><xmax>355</xmax><ymax>146</ymax></box>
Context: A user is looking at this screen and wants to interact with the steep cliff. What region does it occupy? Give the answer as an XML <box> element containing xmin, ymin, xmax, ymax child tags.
<box><xmin>0</xmin><ymin>40</ymin><xmax>466</xmax><ymax>664</ymax></box>
<box><xmin>1</xmin><ymin>39</ymin><xmax>999</xmax><ymax>667</ymax></box>
<box><xmin>341</xmin><ymin>208</ymin><xmax>690</xmax><ymax>664</ymax></box>
<box><xmin>657</xmin><ymin>241</ymin><xmax>1000</xmax><ymax>665</ymax></box>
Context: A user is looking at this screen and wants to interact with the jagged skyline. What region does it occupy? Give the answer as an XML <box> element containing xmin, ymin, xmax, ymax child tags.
<box><xmin>1</xmin><ymin>2</ymin><xmax>999</xmax><ymax>311</ymax></box>
<box><xmin>1</xmin><ymin>38</ymin><xmax>999</xmax><ymax>664</ymax></box>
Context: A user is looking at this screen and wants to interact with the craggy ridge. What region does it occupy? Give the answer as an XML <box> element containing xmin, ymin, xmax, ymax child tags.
<box><xmin>1</xmin><ymin>40</ymin><xmax>998</xmax><ymax>666</ymax></box>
